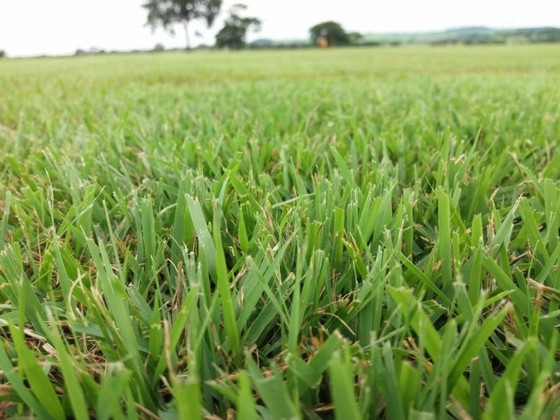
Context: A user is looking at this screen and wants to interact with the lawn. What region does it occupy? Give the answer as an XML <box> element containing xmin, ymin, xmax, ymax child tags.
<box><xmin>1</xmin><ymin>45</ymin><xmax>560</xmax><ymax>418</ymax></box>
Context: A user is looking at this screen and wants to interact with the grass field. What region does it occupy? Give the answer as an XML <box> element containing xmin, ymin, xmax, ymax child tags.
<box><xmin>1</xmin><ymin>45</ymin><xmax>560</xmax><ymax>418</ymax></box>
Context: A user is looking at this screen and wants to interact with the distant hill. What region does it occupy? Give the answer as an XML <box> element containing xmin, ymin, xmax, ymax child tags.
<box><xmin>247</xmin><ymin>27</ymin><xmax>560</xmax><ymax>49</ymax></box>
<box><xmin>360</xmin><ymin>26</ymin><xmax>560</xmax><ymax>45</ymax></box>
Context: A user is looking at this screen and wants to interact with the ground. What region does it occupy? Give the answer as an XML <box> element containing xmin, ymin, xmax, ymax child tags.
<box><xmin>0</xmin><ymin>45</ymin><xmax>560</xmax><ymax>418</ymax></box>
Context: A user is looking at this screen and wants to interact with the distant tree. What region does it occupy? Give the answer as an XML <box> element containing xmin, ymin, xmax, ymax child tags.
<box><xmin>153</xmin><ymin>43</ymin><xmax>166</xmax><ymax>51</ymax></box>
<box><xmin>0</xmin><ymin>50</ymin><xmax>5</xmax><ymax>59</ymax></box>
<box><xmin>348</xmin><ymin>32</ymin><xmax>363</xmax><ymax>45</ymax></box>
<box><xmin>143</xmin><ymin>0</ymin><xmax>222</xmax><ymax>50</ymax></box>
<box><xmin>215</xmin><ymin>4</ymin><xmax>261</xmax><ymax>49</ymax></box>
<box><xmin>310</xmin><ymin>21</ymin><xmax>350</xmax><ymax>47</ymax></box>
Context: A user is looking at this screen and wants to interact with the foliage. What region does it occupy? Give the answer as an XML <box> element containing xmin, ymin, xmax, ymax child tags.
<box><xmin>348</xmin><ymin>31</ymin><xmax>364</xmax><ymax>45</ymax></box>
<box><xmin>362</xmin><ymin>26</ymin><xmax>560</xmax><ymax>45</ymax></box>
<box><xmin>0</xmin><ymin>50</ymin><xmax>5</xmax><ymax>59</ymax></box>
<box><xmin>215</xmin><ymin>4</ymin><xmax>261</xmax><ymax>49</ymax></box>
<box><xmin>310</xmin><ymin>21</ymin><xmax>350</xmax><ymax>46</ymax></box>
<box><xmin>142</xmin><ymin>0</ymin><xmax>222</xmax><ymax>49</ymax></box>
<box><xmin>1</xmin><ymin>46</ymin><xmax>560</xmax><ymax>418</ymax></box>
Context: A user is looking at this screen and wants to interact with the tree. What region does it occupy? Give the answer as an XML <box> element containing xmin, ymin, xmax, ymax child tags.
<box><xmin>348</xmin><ymin>32</ymin><xmax>364</xmax><ymax>45</ymax></box>
<box><xmin>143</xmin><ymin>0</ymin><xmax>222</xmax><ymax>50</ymax></box>
<box><xmin>310</xmin><ymin>21</ymin><xmax>350</xmax><ymax>47</ymax></box>
<box><xmin>215</xmin><ymin>4</ymin><xmax>261</xmax><ymax>49</ymax></box>
<box><xmin>0</xmin><ymin>50</ymin><xmax>5</xmax><ymax>59</ymax></box>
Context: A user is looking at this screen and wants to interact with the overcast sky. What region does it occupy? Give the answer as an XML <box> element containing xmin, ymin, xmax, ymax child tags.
<box><xmin>0</xmin><ymin>0</ymin><xmax>558</xmax><ymax>57</ymax></box>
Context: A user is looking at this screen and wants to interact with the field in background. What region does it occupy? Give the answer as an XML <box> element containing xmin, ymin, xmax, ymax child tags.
<box><xmin>1</xmin><ymin>46</ymin><xmax>560</xmax><ymax>418</ymax></box>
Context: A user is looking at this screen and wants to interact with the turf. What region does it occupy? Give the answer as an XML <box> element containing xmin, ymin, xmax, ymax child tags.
<box><xmin>1</xmin><ymin>45</ymin><xmax>560</xmax><ymax>418</ymax></box>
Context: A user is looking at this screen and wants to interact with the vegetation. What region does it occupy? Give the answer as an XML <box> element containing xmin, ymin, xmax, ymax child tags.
<box><xmin>1</xmin><ymin>45</ymin><xmax>560</xmax><ymax>418</ymax></box>
<box><xmin>143</xmin><ymin>0</ymin><xmax>222</xmax><ymax>49</ymax></box>
<box><xmin>248</xmin><ymin>26</ymin><xmax>560</xmax><ymax>50</ymax></box>
<box><xmin>310</xmin><ymin>21</ymin><xmax>350</xmax><ymax>46</ymax></box>
<box><xmin>361</xmin><ymin>26</ymin><xmax>560</xmax><ymax>46</ymax></box>
<box><xmin>153</xmin><ymin>43</ymin><xmax>166</xmax><ymax>52</ymax></box>
<box><xmin>215</xmin><ymin>4</ymin><xmax>261</xmax><ymax>50</ymax></box>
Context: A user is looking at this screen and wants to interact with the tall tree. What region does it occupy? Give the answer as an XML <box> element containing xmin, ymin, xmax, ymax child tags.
<box><xmin>310</xmin><ymin>21</ymin><xmax>350</xmax><ymax>47</ymax></box>
<box><xmin>215</xmin><ymin>4</ymin><xmax>261</xmax><ymax>49</ymax></box>
<box><xmin>143</xmin><ymin>0</ymin><xmax>222</xmax><ymax>50</ymax></box>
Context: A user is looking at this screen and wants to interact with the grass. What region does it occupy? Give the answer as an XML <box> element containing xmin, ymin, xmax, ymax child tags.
<box><xmin>1</xmin><ymin>45</ymin><xmax>560</xmax><ymax>418</ymax></box>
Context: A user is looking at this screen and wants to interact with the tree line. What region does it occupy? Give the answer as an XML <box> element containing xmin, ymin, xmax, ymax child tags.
<box><xmin>142</xmin><ymin>0</ymin><xmax>360</xmax><ymax>50</ymax></box>
<box><xmin>144</xmin><ymin>0</ymin><xmax>260</xmax><ymax>50</ymax></box>
<box><xmin>2</xmin><ymin>1</ymin><xmax>559</xmax><ymax>58</ymax></box>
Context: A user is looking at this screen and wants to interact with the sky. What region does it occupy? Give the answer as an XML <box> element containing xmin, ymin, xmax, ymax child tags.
<box><xmin>0</xmin><ymin>0</ymin><xmax>559</xmax><ymax>57</ymax></box>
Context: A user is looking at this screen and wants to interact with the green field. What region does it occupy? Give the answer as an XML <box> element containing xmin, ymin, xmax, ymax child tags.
<box><xmin>1</xmin><ymin>45</ymin><xmax>560</xmax><ymax>418</ymax></box>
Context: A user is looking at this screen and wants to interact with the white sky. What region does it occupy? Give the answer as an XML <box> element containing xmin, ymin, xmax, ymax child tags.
<box><xmin>0</xmin><ymin>0</ymin><xmax>559</xmax><ymax>57</ymax></box>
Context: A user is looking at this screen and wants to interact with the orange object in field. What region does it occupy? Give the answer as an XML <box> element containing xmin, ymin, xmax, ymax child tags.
<box><xmin>318</xmin><ymin>36</ymin><xmax>329</xmax><ymax>48</ymax></box>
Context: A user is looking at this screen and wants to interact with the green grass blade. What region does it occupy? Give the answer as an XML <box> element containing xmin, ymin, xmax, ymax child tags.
<box><xmin>329</xmin><ymin>350</ymin><xmax>361</xmax><ymax>420</ymax></box>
